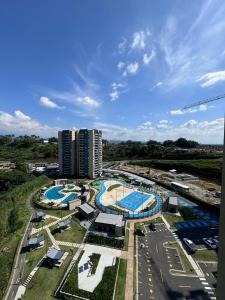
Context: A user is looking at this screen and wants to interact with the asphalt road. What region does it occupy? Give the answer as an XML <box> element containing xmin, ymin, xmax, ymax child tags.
<box><xmin>6</xmin><ymin>215</ymin><xmax>33</xmax><ymax>300</ymax></box>
<box><xmin>137</xmin><ymin>223</ymin><xmax>216</xmax><ymax>300</ymax></box>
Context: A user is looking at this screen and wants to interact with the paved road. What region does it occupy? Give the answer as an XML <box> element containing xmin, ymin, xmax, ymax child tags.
<box><xmin>7</xmin><ymin>219</ymin><xmax>33</xmax><ymax>300</ymax></box>
<box><xmin>137</xmin><ymin>223</ymin><xmax>216</xmax><ymax>300</ymax></box>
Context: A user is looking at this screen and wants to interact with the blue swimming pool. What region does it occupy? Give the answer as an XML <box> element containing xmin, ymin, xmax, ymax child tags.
<box><xmin>61</xmin><ymin>193</ymin><xmax>78</xmax><ymax>204</ymax></box>
<box><xmin>45</xmin><ymin>186</ymin><xmax>64</xmax><ymax>200</ymax></box>
<box><xmin>117</xmin><ymin>191</ymin><xmax>150</xmax><ymax>211</ymax></box>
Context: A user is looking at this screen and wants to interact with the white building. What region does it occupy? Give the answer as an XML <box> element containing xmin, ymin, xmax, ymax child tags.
<box><xmin>58</xmin><ymin>129</ymin><xmax>102</xmax><ymax>178</ymax></box>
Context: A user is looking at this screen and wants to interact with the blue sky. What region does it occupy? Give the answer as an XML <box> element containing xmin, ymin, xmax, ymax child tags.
<box><xmin>0</xmin><ymin>0</ymin><xmax>225</xmax><ymax>143</ymax></box>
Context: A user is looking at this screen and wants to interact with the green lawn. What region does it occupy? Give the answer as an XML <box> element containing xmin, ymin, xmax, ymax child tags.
<box><xmin>192</xmin><ymin>249</ymin><xmax>218</xmax><ymax>262</ymax></box>
<box><xmin>162</xmin><ymin>213</ymin><xmax>184</xmax><ymax>229</ymax></box>
<box><xmin>22</xmin><ymin>231</ymin><xmax>51</xmax><ymax>282</ymax></box>
<box><xmin>123</xmin><ymin>224</ymin><xmax>130</xmax><ymax>251</ymax></box>
<box><xmin>31</xmin><ymin>217</ymin><xmax>57</xmax><ymax>229</ymax></box>
<box><xmin>23</xmin><ymin>253</ymin><xmax>71</xmax><ymax>300</ymax></box>
<box><xmin>51</xmin><ymin>215</ymin><xmax>86</xmax><ymax>244</ymax></box>
<box><xmin>115</xmin><ymin>259</ymin><xmax>127</xmax><ymax>300</ymax></box>
<box><xmin>107</xmin><ymin>184</ymin><xmax>121</xmax><ymax>192</ymax></box>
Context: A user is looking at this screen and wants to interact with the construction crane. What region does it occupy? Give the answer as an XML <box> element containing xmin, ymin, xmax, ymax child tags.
<box><xmin>183</xmin><ymin>93</ymin><xmax>225</xmax><ymax>110</ymax></box>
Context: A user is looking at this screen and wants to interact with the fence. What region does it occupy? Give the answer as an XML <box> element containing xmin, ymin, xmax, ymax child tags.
<box><xmin>95</xmin><ymin>179</ymin><xmax>163</xmax><ymax>219</ymax></box>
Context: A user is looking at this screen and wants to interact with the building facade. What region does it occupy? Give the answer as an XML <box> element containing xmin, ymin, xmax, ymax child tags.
<box><xmin>58</xmin><ymin>129</ymin><xmax>102</xmax><ymax>178</ymax></box>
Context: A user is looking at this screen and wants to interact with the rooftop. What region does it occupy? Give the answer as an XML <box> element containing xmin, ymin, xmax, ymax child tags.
<box><xmin>58</xmin><ymin>218</ymin><xmax>72</xmax><ymax>228</ymax></box>
<box><xmin>95</xmin><ymin>212</ymin><xmax>123</xmax><ymax>227</ymax></box>
<box><xmin>28</xmin><ymin>235</ymin><xmax>44</xmax><ymax>245</ymax></box>
<box><xmin>47</xmin><ymin>248</ymin><xmax>65</xmax><ymax>260</ymax></box>
<box><xmin>79</xmin><ymin>203</ymin><xmax>95</xmax><ymax>214</ymax></box>
<box><xmin>168</xmin><ymin>197</ymin><xmax>178</xmax><ymax>206</ymax></box>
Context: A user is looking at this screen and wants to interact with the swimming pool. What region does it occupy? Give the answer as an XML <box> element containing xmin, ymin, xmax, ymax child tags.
<box><xmin>61</xmin><ymin>193</ymin><xmax>78</xmax><ymax>204</ymax></box>
<box><xmin>45</xmin><ymin>186</ymin><xmax>65</xmax><ymax>200</ymax></box>
<box><xmin>117</xmin><ymin>191</ymin><xmax>149</xmax><ymax>211</ymax></box>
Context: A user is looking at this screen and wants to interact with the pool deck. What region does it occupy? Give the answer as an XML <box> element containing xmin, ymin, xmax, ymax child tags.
<box><xmin>42</xmin><ymin>185</ymin><xmax>81</xmax><ymax>206</ymax></box>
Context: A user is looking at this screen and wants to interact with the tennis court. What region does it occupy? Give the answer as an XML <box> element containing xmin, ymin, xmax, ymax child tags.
<box><xmin>117</xmin><ymin>191</ymin><xmax>149</xmax><ymax>211</ymax></box>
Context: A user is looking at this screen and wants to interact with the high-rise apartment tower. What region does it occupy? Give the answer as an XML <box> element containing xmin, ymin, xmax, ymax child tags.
<box><xmin>58</xmin><ymin>129</ymin><xmax>102</xmax><ymax>178</ymax></box>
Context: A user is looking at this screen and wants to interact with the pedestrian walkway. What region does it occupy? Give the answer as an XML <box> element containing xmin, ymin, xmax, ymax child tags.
<box><xmin>56</xmin><ymin>240</ymin><xmax>80</xmax><ymax>248</ymax></box>
<box><xmin>46</xmin><ymin>227</ymin><xmax>60</xmax><ymax>250</ymax></box>
<box><xmin>124</xmin><ymin>222</ymin><xmax>134</xmax><ymax>300</ymax></box>
<box><xmin>23</xmin><ymin>256</ymin><xmax>46</xmax><ymax>287</ymax></box>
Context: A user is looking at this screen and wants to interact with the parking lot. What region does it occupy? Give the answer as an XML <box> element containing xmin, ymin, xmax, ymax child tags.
<box><xmin>137</xmin><ymin>223</ymin><xmax>217</xmax><ymax>300</ymax></box>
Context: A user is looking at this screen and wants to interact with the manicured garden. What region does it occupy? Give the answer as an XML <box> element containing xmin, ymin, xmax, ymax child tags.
<box><xmin>115</xmin><ymin>259</ymin><xmax>127</xmax><ymax>300</ymax></box>
<box><xmin>85</xmin><ymin>232</ymin><xmax>124</xmax><ymax>249</ymax></box>
<box><xmin>23</xmin><ymin>252</ymin><xmax>71</xmax><ymax>300</ymax></box>
<box><xmin>61</xmin><ymin>252</ymin><xmax>119</xmax><ymax>300</ymax></box>
<box><xmin>51</xmin><ymin>215</ymin><xmax>86</xmax><ymax>244</ymax></box>
<box><xmin>107</xmin><ymin>183</ymin><xmax>121</xmax><ymax>192</ymax></box>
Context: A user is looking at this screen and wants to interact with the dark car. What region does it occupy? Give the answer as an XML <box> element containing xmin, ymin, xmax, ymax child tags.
<box><xmin>135</xmin><ymin>228</ymin><xmax>145</xmax><ymax>236</ymax></box>
<box><xmin>149</xmin><ymin>223</ymin><xmax>156</xmax><ymax>231</ymax></box>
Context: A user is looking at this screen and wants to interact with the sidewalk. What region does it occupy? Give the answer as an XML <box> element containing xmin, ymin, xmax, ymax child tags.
<box><xmin>124</xmin><ymin>222</ymin><xmax>134</xmax><ymax>300</ymax></box>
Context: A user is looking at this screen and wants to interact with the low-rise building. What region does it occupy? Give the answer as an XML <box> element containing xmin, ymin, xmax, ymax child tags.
<box><xmin>34</xmin><ymin>211</ymin><xmax>47</xmax><ymax>221</ymax></box>
<box><xmin>78</xmin><ymin>203</ymin><xmax>96</xmax><ymax>219</ymax></box>
<box><xmin>57</xmin><ymin>218</ymin><xmax>72</xmax><ymax>231</ymax></box>
<box><xmin>167</xmin><ymin>197</ymin><xmax>179</xmax><ymax>213</ymax></box>
<box><xmin>46</xmin><ymin>248</ymin><xmax>66</xmax><ymax>267</ymax></box>
<box><xmin>27</xmin><ymin>235</ymin><xmax>45</xmax><ymax>251</ymax></box>
<box><xmin>94</xmin><ymin>213</ymin><xmax>125</xmax><ymax>237</ymax></box>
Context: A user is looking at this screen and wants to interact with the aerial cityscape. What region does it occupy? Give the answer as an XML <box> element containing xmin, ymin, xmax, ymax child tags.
<box><xmin>0</xmin><ymin>1</ymin><xmax>225</xmax><ymax>300</ymax></box>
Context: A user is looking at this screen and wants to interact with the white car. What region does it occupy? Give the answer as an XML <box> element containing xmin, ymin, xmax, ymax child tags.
<box><xmin>212</xmin><ymin>238</ymin><xmax>219</xmax><ymax>247</ymax></box>
<box><xmin>183</xmin><ymin>238</ymin><xmax>197</xmax><ymax>253</ymax></box>
<box><xmin>140</xmin><ymin>243</ymin><xmax>145</xmax><ymax>248</ymax></box>
<box><xmin>203</xmin><ymin>238</ymin><xmax>217</xmax><ymax>249</ymax></box>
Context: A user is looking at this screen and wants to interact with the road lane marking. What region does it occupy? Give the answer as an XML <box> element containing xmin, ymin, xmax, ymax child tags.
<box><xmin>200</xmin><ymin>278</ymin><xmax>206</xmax><ymax>281</ymax></box>
<box><xmin>202</xmin><ymin>282</ymin><xmax>209</xmax><ymax>285</ymax></box>
<box><xmin>156</xmin><ymin>244</ymin><xmax>158</xmax><ymax>254</ymax></box>
<box><xmin>160</xmin><ymin>269</ymin><xmax>163</xmax><ymax>283</ymax></box>
<box><xmin>178</xmin><ymin>285</ymin><xmax>191</xmax><ymax>288</ymax></box>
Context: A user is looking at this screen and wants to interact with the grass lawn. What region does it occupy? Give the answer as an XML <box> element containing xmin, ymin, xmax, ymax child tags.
<box><xmin>164</xmin><ymin>241</ymin><xmax>195</xmax><ymax>274</ymax></box>
<box><xmin>115</xmin><ymin>259</ymin><xmax>127</xmax><ymax>300</ymax></box>
<box><xmin>192</xmin><ymin>249</ymin><xmax>218</xmax><ymax>262</ymax></box>
<box><xmin>23</xmin><ymin>252</ymin><xmax>71</xmax><ymax>300</ymax></box>
<box><xmin>107</xmin><ymin>184</ymin><xmax>121</xmax><ymax>192</ymax></box>
<box><xmin>31</xmin><ymin>217</ymin><xmax>57</xmax><ymax>229</ymax></box>
<box><xmin>123</xmin><ymin>225</ymin><xmax>130</xmax><ymax>251</ymax></box>
<box><xmin>162</xmin><ymin>213</ymin><xmax>184</xmax><ymax>229</ymax></box>
<box><xmin>22</xmin><ymin>231</ymin><xmax>51</xmax><ymax>282</ymax></box>
<box><xmin>34</xmin><ymin>207</ymin><xmax>74</xmax><ymax>219</ymax></box>
<box><xmin>51</xmin><ymin>215</ymin><xmax>86</xmax><ymax>244</ymax></box>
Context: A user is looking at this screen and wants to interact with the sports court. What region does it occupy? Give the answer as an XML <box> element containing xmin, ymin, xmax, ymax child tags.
<box><xmin>117</xmin><ymin>191</ymin><xmax>149</xmax><ymax>211</ymax></box>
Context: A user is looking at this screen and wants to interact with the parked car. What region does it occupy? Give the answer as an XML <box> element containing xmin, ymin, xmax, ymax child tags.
<box><xmin>149</xmin><ymin>223</ymin><xmax>156</xmax><ymax>231</ymax></box>
<box><xmin>182</xmin><ymin>238</ymin><xmax>197</xmax><ymax>253</ymax></box>
<box><xmin>203</xmin><ymin>238</ymin><xmax>217</xmax><ymax>249</ymax></box>
<box><xmin>135</xmin><ymin>229</ymin><xmax>145</xmax><ymax>236</ymax></box>
<box><xmin>212</xmin><ymin>238</ymin><xmax>219</xmax><ymax>248</ymax></box>
<box><xmin>140</xmin><ymin>243</ymin><xmax>145</xmax><ymax>248</ymax></box>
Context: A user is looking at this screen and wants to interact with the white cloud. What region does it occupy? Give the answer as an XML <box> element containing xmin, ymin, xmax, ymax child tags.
<box><xmin>170</xmin><ymin>104</ymin><xmax>208</xmax><ymax>115</ymax></box>
<box><xmin>0</xmin><ymin>110</ymin><xmax>58</xmax><ymax>137</ymax></box>
<box><xmin>123</xmin><ymin>62</ymin><xmax>139</xmax><ymax>76</ymax></box>
<box><xmin>39</xmin><ymin>96</ymin><xmax>64</xmax><ymax>109</ymax></box>
<box><xmin>117</xmin><ymin>61</ymin><xmax>125</xmax><ymax>70</ymax></box>
<box><xmin>197</xmin><ymin>70</ymin><xmax>225</xmax><ymax>87</ymax></box>
<box><xmin>143</xmin><ymin>50</ymin><xmax>155</xmax><ymax>65</ymax></box>
<box><xmin>157</xmin><ymin>119</ymin><xmax>172</xmax><ymax>129</ymax></box>
<box><xmin>137</xmin><ymin>121</ymin><xmax>153</xmax><ymax>130</ymax></box>
<box><xmin>76</xmin><ymin>96</ymin><xmax>100</xmax><ymax>107</ymax></box>
<box><xmin>181</xmin><ymin>119</ymin><xmax>198</xmax><ymax>128</ymax></box>
<box><xmin>94</xmin><ymin>117</ymin><xmax>224</xmax><ymax>144</ymax></box>
<box><xmin>159</xmin><ymin>1</ymin><xmax>225</xmax><ymax>88</ymax></box>
<box><xmin>109</xmin><ymin>82</ymin><xmax>127</xmax><ymax>101</ymax></box>
<box><xmin>131</xmin><ymin>31</ymin><xmax>146</xmax><ymax>49</ymax></box>
<box><xmin>118</xmin><ymin>38</ymin><xmax>127</xmax><ymax>54</ymax></box>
